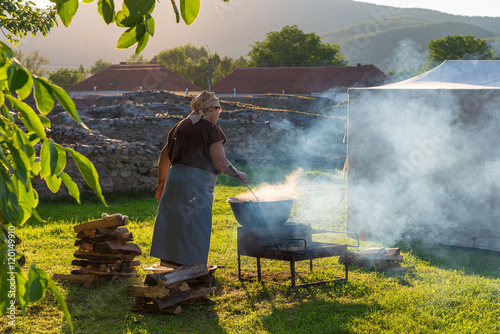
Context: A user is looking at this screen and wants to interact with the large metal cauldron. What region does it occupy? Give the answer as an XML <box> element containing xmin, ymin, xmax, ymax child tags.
<box><xmin>226</xmin><ymin>197</ymin><xmax>296</xmax><ymax>228</ymax></box>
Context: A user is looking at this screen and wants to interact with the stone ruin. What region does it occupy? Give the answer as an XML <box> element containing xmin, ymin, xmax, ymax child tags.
<box><xmin>35</xmin><ymin>91</ymin><xmax>347</xmax><ymax>198</ymax></box>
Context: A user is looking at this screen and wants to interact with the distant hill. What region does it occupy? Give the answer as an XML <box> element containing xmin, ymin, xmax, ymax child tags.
<box><xmin>321</xmin><ymin>20</ymin><xmax>498</xmax><ymax>71</ymax></box>
<box><xmin>5</xmin><ymin>0</ymin><xmax>500</xmax><ymax>73</ymax></box>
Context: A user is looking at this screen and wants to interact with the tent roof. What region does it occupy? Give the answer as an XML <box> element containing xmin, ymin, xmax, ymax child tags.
<box><xmin>365</xmin><ymin>60</ymin><xmax>500</xmax><ymax>90</ymax></box>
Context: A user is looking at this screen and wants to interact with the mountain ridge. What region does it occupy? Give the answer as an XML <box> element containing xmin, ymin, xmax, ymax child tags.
<box><xmin>4</xmin><ymin>0</ymin><xmax>499</xmax><ymax>72</ymax></box>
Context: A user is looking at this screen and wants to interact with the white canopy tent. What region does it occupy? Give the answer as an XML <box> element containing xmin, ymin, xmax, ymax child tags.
<box><xmin>347</xmin><ymin>60</ymin><xmax>500</xmax><ymax>252</ymax></box>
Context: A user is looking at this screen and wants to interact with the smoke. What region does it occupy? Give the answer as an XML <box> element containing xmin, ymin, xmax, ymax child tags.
<box><xmin>234</xmin><ymin>100</ymin><xmax>349</xmax><ymax>231</ymax></box>
<box><xmin>382</xmin><ymin>38</ymin><xmax>428</xmax><ymax>81</ymax></box>
<box><xmin>347</xmin><ymin>87</ymin><xmax>500</xmax><ymax>251</ymax></box>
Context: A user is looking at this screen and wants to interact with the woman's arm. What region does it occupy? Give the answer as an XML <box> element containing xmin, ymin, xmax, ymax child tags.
<box><xmin>209</xmin><ymin>141</ymin><xmax>248</xmax><ymax>185</ymax></box>
<box><xmin>156</xmin><ymin>144</ymin><xmax>171</xmax><ymax>201</ymax></box>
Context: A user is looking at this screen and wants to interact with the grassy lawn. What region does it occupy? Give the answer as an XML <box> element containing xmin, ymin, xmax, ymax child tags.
<box><xmin>1</xmin><ymin>167</ymin><xmax>500</xmax><ymax>333</ymax></box>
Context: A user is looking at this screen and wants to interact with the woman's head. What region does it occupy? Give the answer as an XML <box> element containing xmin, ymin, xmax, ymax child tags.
<box><xmin>188</xmin><ymin>90</ymin><xmax>221</xmax><ymax>124</ymax></box>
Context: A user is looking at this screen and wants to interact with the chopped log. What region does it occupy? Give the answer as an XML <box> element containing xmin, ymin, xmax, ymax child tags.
<box><xmin>184</xmin><ymin>275</ymin><xmax>216</xmax><ymax>288</ymax></box>
<box><xmin>127</xmin><ymin>282</ymin><xmax>190</xmax><ymax>298</ymax></box>
<box><xmin>153</xmin><ymin>287</ymin><xmax>215</xmax><ymax>310</ymax></box>
<box><xmin>94</xmin><ymin>240</ymin><xmax>141</xmax><ymax>255</ymax></box>
<box><xmin>87</xmin><ymin>270</ymin><xmax>140</xmax><ymax>276</ymax></box>
<box><xmin>384</xmin><ymin>248</ymin><xmax>400</xmax><ymax>255</ymax></box>
<box><xmin>53</xmin><ymin>274</ymin><xmax>98</xmax><ymax>286</ymax></box>
<box><xmin>144</xmin><ymin>263</ymin><xmax>209</xmax><ymax>287</ymax></box>
<box><xmin>78</xmin><ymin>243</ymin><xmax>94</xmax><ymax>252</ymax></box>
<box><xmin>95</xmin><ymin>227</ymin><xmax>130</xmax><ymax>235</ymax></box>
<box><xmin>73</xmin><ymin>215</ymin><xmax>128</xmax><ymax>233</ymax></box>
<box><xmin>360</xmin><ymin>254</ymin><xmax>404</xmax><ymax>262</ymax></box>
<box><xmin>76</xmin><ymin>229</ymin><xmax>96</xmax><ymax>238</ymax></box>
<box><xmin>359</xmin><ymin>247</ymin><xmax>386</xmax><ymax>256</ymax></box>
<box><xmin>73</xmin><ymin>250</ymin><xmax>124</xmax><ymax>261</ymax></box>
<box><xmin>75</xmin><ymin>233</ymin><xmax>134</xmax><ymax>246</ymax></box>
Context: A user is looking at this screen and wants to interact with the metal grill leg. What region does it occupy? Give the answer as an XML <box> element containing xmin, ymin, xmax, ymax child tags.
<box><xmin>238</xmin><ymin>254</ymin><xmax>241</xmax><ymax>280</ymax></box>
<box><xmin>290</xmin><ymin>261</ymin><xmax>296</xmax><ymax>287</ymax></box>
<box><xmin>257</xmin><ymin>257</ymin><xmax>261</xmax><ymax>282</ymax></box>
<box><xmin>310</xmin><ymin>259</ymin><xmax>313</xmax><ymax>272</ymax></box>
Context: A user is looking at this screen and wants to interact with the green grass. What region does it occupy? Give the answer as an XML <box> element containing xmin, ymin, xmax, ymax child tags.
<box><xmin>2</xmin><ymin>168</ymin><xmax>500</xmax><ymax>333</ymax></box>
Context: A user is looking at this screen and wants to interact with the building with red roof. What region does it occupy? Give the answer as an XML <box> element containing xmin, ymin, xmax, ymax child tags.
<box><xmin>212</xmin><ymin>64</ymin><xmax>388</xmax><ymax>100</ymax></box>
<box><xmin>67</xmin><ymin>61</ymin><xmax>202</xmax><ymax>96</ymax></box>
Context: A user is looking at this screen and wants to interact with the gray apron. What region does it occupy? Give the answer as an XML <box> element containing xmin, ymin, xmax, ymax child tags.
<box><xmin>150</xmin><ymin>164</ymin><xmax>217</xmax><ymax>265</ymax></box>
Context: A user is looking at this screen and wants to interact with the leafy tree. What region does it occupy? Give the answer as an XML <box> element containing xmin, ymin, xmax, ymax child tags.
<box><xmin>247</xmin><ymin>25</ymin><xmax>347</xmax><ymax>67</ymax></box>
<box><xmin>12</xmin><ymin>49</ymin><xmax>50</xmax><ymax>77</ymax></box>
<box><xmin>157</xmin><ymin>44</ymin><xmax>247</xmax><ymax>89</ymax></box>
<box><xmin>428</xmin><ymin>35</ymin><xmax>496</xmax><ymax>61</ymax></box>
<box><xmin>0</xmin><ymin>0</ymin><xmax>57</xmax><ymax>45</ymax></box>
<box><xmin>126</xmin><ymin>53</ymin><xmax>148</xmax><ymax>63</ymax></box>
<box><xmin>48</xmin><ymin>67</ymin><xmax>85</xmax><ymax>89</ymax></box>
<box><xmin>90</xmin><ymin>58</ymin><xmax>112</xmax><ymax>75</ymax></box>
<box><xmin>0</xmin><ymin>0</ymin><xmax>215</xmax><ymax>330</ymax></box>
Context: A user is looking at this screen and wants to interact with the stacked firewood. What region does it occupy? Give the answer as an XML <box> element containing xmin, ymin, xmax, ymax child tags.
<box><xmin>339</xmin><ymin>247</ymin><xmax>415</xmax><ymax>272</ymax></box>
<box><xmin>128</xmin><ymin>263</ymin><xmax>217</xmax><ymax>315</ymax></box>
<box><xmin>54</xmin><ymin>213</ymin><xmax>141</xmax><ymax>285</ymax></box>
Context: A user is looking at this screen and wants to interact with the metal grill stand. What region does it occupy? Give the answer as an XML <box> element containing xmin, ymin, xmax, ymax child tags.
<box><xmin>237</xmin><ymin>223</ymin><xmax>358</xmax><ymax>287</ymax></box>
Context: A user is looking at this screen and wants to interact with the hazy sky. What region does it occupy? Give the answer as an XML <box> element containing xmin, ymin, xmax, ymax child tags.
<box><xmin>32</xmin><ymin>0</ymin><xmax>500</xmax><ymax>18</ymax></box>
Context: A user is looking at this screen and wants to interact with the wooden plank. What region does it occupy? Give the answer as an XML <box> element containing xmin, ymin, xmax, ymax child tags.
<box><xmin>78</xmin><ymin>243</ymin><xmax>94</xmax><ymax>252</ymax></box>
<box><xmin>360</xmin><ymin>254</ymin><xmax>404</xmax><ymax>262</ymax></box>
<box><xmin>73</xmin><ymin>250</ymin><xmax>124</xmax><ymax>260</ymax></box>
<box><xmin>153</xmin><ymin>287</ymin><xmax>215</xmax><ymax>310</ymax></box>
<box><xmin>94</xmin><ymin>240</ymin><xmax>141</xmax><ymax>255</ymax></box>
<box><xmin>144</xmin><ymin>263</ymin><xmax>209</xmax><ymax>287</ymax></box>
<box><xmin>359</xmin><ymin>247</ymin><xmax>386</xmax><ymax>256</ymax></box>
<box><xmin>127</xmin><ymin>282</ymin><xmax>189</xmax><ymax>298</ymax></box>
<box><xmin>95</xmin><ymin>227</ymin><xmax>130</xmax><ymax>235</ymax></box>
<box><xmin>53</xmin><ymin>274</ymin><xmax>98</xmax><ymax>286</ymax></box>
<box><xmin>384</xmin><ymin>248</ymin><xmax>400</xmax><ymax>255</ymax></box>
<box><xmin>75</xmin><ymin>229</ymin><xmax>95</xmax><ymax>238</ymax></box>
<box><xmin>73</xmin><ymin>215</ymin><xmax>128</xmax><ymax>233</ymax></box>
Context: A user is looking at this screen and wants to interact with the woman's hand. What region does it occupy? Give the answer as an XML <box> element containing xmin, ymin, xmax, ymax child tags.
<box><xmin>237</xmin><ymin>172</ymin><xmax>248</xmax><ymax>185</ymax></box>
<box><xmin>156</xmin><ymin>181</ymin><xmax>165</xmax><ymax>202</ymax></box>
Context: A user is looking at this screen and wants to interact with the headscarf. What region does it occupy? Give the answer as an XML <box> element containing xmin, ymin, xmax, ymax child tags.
<box><xmin>188</xmin><ymin>90</ymin><xmax>221</xmax><ymax>124</ymax></box>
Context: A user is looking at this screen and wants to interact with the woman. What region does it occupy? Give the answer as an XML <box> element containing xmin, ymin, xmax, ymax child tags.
<box><xmin>150</xmin><ymin>90</ymin><xmax>248</xmax><ymax>267</ymax></box>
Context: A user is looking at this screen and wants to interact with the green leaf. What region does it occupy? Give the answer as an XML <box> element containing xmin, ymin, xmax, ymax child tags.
<box><xmin>6</xmin><ymin>142</ymin><xmax>29</xmax><ymax>185</ymax></box>
<box><xmin>124</xmin><ymin>0</ymin><xmax>155</xmax><ymax>18</ymax></box>
<box><xmin>0</xmin><ymin>169</ymin><xmax>19</xmax><ymax>224</ymax></box>
<box><xmin>145</xmin><ymin>14</ymin><xmax>155</xmax><ymax>37</ymax></box>
<box><xmin>0</xmin><ymin>249</ymin><xmax>10</xmax><ymax>316</ymax></box>
<box><xmin>61</xmin><ymin>172</ymin><xmax>80</xmax><ymax>204</ymax></box>
<box><xmin>7</xmin><ymin>65</ymin><xmax>29</xmax><ymax>92</ymax></box>
<box><xmin>33</xmin><ymin>77</ymin><xmax>54</xmax><ymax>115</ymax></box>
<box><xmin>15</xmin><ymin>269</ymin><xmax>29</xmax><ymax>315</ymax></box>
<box><xmin>49</xmin><ymin>82</ymin><xmax>82</xmax><ymax>126</ymax></box>
<box><xmin>28</xmin><ymin>265</ymin><xmax>47</xmax><ymax>302</ymax></box>
<box><xmin>38</xmin><ymin>114</ymin><xmax>51</xmax><ymax>128</ymax></box>
<box><xmin>0</xmin><ymin>41</ymin><xmax>15</xmax><ymax>59</ymax></box>
<box><xmin>135</xmin><ymin>29</ymin><xmax>150</xmax><ymax>54</ymax></box>
<box><xmin>45</xmin><ymin>173</ymin><xmax>62</xmax><ymax>193</ymax></box>
<box><xmin>5</xmin><ymin>95</ymin><xmax>47</xmax><ymax>140</ymax></box>
<box><xmin>65</xmin><ymin>147</ymin><xmax>107</xmax><ymax>206</ymax></box>
<box><xmin>180</xmin><ymin>0</ymin><xmax>200</xmax><ymax>25</ymax></box>
<box><xmin>15</xmin><ymin>177</ymin><xmax>37</xmax><ymax>226</ymax></box>
<box><xmin>98</xmin><ymin>0</ymin><xmax>115</xmax><ymax>24</ymax></box>
<box><xmin>116</xmin><ymin>23</ymin><xmax>146</xmax><ymax>50</ymax></box>
<box><xmin>115</xmin><ymin>7</ymin><xmax>142</xmax><ymax>28</ymax></box>
<box><xmin>170</xmin><ymin>0</ymin><xmax>180</xmax><ymax>23</ymax></box>
<box><xmin>40</xmin><ymin>139</ymin><xmax>65</xmax><ymax>178</ymax></box>
<box><xmin>56</xmin><ymin>0</ymin><xmax>79</xmax><ymax>27</ymax></box>
<box><xmin>53</xmin><ymin>144</ymin><xmax>67</xmax><ymax>175</ymax></box>
<box><xmin>15</xmin><ymin>128</ymin><xmax>36</xmax><ymax>165</ymax></box>
<box><xmin>82</xmin><ymin>0</ymin><xmax>95</xmax><ymax>3</ymax></box>
<box><xmin>37</xmin><ymin>269</ymin><xmax>73</xmax><ymax>331</ymax></box>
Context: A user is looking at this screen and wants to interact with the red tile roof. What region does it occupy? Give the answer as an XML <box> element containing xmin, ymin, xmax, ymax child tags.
<box><xmin>67</xmin><ymin>62</ymin><xmax>201</xmax><ymax>92</ymax></box>
<box><xmin>212</xmin><ymin>65</ymin><xmax>389</xmax><ymax>94</ymax></box>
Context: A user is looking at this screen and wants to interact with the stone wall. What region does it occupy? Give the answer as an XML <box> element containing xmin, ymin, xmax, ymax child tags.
<box><xmin>35</xmin><ymin>91</ymin><xmax>347</xmax><ymax>198</ymax></box>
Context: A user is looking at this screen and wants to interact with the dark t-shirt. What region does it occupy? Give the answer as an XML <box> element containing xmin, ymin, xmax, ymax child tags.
<box><xmin>167</xmin><ymin>118</ymin><xmax>227</xmax><ymax>174</ymax></box>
